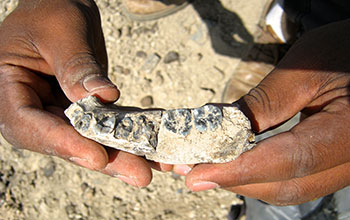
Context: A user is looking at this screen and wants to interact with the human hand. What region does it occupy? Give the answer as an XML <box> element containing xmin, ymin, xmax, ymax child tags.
<box><xmin>184</xmin><ymin>19</ymin><xmax>350</xmax><ymax>205</ymax></box>
<box><xmin>0</xmin><ymin>0</ymin><xmax>166</xmax><ymax>187</ymax></box>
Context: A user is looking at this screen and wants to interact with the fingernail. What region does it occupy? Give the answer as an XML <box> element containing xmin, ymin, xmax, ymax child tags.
<box><xmin>191</xmin><ymin>181</ymin><xmax>219</xmax><ymax>192</ymax></box>
<box><xmin>83</xmin><ymin>75</ymin><xmax>116</xmax><ymax>92</ymax></box>
<box><xmin>115</xmin><ymin>175</ymin><xmax>139</xmax><ymax>188</ymax></box>
<box><xmin>174</xmin><ymin>164</ymin><xmax>192</xmax><ymax>175</ymax></box>
<box><xmin>69</xmin><ymin>157</ymin><xmax>92</xmax><ymax>168</ymax></box>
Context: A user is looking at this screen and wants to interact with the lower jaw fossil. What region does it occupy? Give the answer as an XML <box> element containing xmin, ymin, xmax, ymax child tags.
<box><xmin>64</xmin><ymin>96</ymin><xmax>255</xmax><ymax>164</ymax></box>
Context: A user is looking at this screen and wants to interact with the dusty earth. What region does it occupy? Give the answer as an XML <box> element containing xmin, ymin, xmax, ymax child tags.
<box><xmin>0</xmin><ymin>0</ymin><xmax>269</xmax><ymax>219</ymax></box>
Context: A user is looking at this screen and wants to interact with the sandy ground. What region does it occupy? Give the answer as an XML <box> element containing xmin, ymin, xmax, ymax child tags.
<box><xmin>0</xmin><ymin>0</ymin><xmax>269</xmax><ymax>219</ymax></box>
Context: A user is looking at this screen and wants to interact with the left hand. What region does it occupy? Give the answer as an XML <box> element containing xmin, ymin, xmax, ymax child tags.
<box><xmin>0</xmin><ymin>0</ymin><xmax>173</xmax><ymax>188</ymax></box>
<box><xmin>182</xmin><ymin>19</ymin><xmax>350</xmax><ymax>206</ymax></box>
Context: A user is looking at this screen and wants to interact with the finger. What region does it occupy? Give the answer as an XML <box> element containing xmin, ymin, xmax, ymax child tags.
<box><xmin>224</xmin><ymin>162</ymin><xmax>350</xmax><ymax>206</ymax></box>
<box><xmin>0</xmin><ymin>0</ymin><xmax>119</xmax><ymax>103</ymax></box>
<box><xmin>102</xmin><ymin>149</ymin><xmax>152</xmax><ymax>188</ymax></box>
<box><xmin>45</xmin><ymin>105</ymin><xmax>67</xmax><ymax>120</ymax></box>
<box><xmin>236</xmin><ymin>22</ymin><xmax>350</xmax><ymax>132</ymax></box>
<box><xmin>30</xmin><ymin>0</ymin><xmax>119</xmax><ymax>102</ymax></box>
<box><xmin>0</xmin><ymin>67</ymin><xmax>108</xmax><ymax>170</ymax></box>
<box><xmin>173</xmin><ymin>164</ymin><xmax>194</xmax><ymax>176</ymax></box>
<box><xmin>148</xmin><ymin>162</ymin><xmax>174</xmax><ymax>172</ymax></box>
<box><xmin>187</xmin><ymin>101</ymin><xmax>350</xmax><ymax>189</ymax></box>
<box><xmin>236</xmin><ymin>68</ymin><xmax>316</xmax><ymax>133</ymax></box>
<box><xmin>1</xmin><ymin>102</ymin><xmax>109</xmax><ymax>170</ymax></box>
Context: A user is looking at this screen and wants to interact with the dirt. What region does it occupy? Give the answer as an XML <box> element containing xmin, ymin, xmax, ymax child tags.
<box><xmin>0</xmin><ymin>0</ymin><xmax>268</xmax><ymax>219</ymax></box>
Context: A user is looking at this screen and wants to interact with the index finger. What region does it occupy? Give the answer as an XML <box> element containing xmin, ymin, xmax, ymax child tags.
<box><xmin>0</xmin><ymin>66</ymin><xmax>110</xmax><ymax>170</ymax></box>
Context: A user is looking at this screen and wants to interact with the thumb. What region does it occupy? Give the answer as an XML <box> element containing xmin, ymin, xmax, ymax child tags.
<box><xmin>35</xmin><ymin>1</ymin><xmax>120</xmax><ymax>103</ymax></box>
<box><xmin>236</xmin><ymin>50</ymin><xmax>322</xmax><ymax>132</ymax></box>
<box><xmin>235</xmin><ymin>68</ymin><xmax>311</xmax><ymax>133</ymax></box>
<box><xmin>235</xmin><ymin>22</ymin><xmax>350</xmax><ymax>133</ymax></box>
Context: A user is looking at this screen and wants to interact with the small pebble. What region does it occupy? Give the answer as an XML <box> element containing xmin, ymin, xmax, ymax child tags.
<box><xmin>176</xmin><ymin>188</ymin><xmax>183</xmax><ymax>194</ymax></box>
<box><xmin>163</xmin><ymin>51</ymin><xmax>180</xmax><ymax>64</ymax></box>
<box><xmin>114</xmin><ymin>65</ymin><xmax>124</xmax><ymax>74</ymax></box>
<box><xmin>171</xmin><ymin>173</ymin><xmax>181</xmax><ymax>180</ymax></box>
<box><xmin>140</xmin><ymin>96</ymin><xmax>154</xmax><ymax>107</ymax></box>
<box><xmin>122</xmin><ymin>68</ymin><xmax>131</xmax><ymax>75</ymax></box>
<box><xmin>155</xmin><ymin>71</ymin><xmax>164</xmax><ymax>85</ymax></box>
<box><xmin>114</xmin><ymin>65</ymin><xmax>130</xmax><ymax>75</ymax></box>
<box><xmin>197</xmin><ymin>53</ymin><xmax>203</xmax><ymax>61</ymax></box>
<box><xmin>140</xmin><ymin>53</ymin><xmax>161</xmax><ymax>74</ymax></box>
<box><xmin>0</xmin><ymin>182</ymin><xmax>6</xmax><ymax>192</ymax></box>
<box><xmin>65</xmin><ymin>204</ymin><xmax>76</xmax><ymax>216</ymax></box>
<box><xmin>136</xmin><ymin>51</ymin><xmax>147</xmax><ymax>59</ymax></box>
<box><xmin>0</xmin><ymin>193</ymin><xmax>5</xmax><ymax>207</ymax></box>
<box><xmin>42</xmin><ymin>161</ymin><xmax>56</xmax><ymax>177</ymax></box>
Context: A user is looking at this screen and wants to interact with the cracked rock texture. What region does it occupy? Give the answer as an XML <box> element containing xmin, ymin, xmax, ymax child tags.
<box><xmin>0</xmin><ymin>0</ymin><xmax>268</xmax><ymax>219</ymax></box>
<box><xmin>65</xmin><ymin>96</ymin><xmax>255</xmax><ymax>164</ymax></box>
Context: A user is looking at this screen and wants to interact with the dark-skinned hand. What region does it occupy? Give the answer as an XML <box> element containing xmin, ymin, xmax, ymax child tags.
<box><xmin>181</xmin><ymin>19</ymin><xmax>350</xmax><ymax>205</ymax></box>
<box><xmin>0</xmin><ymin>0</ymin><xmax>172</xmax><ymax>188</ymax></box>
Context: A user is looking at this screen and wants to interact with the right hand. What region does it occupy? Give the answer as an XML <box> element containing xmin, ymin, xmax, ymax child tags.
<box><xmin>0</xmin><ymin>0</ymin><xmax>163</xmax><ymax>187</ymax></box>
<box><xmin>184</xmin><ymin>19</ymin><xmax>350</xmax><ymax>205</ymax></box>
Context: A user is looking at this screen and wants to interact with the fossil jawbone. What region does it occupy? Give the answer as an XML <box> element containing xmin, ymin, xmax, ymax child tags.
<box><xmin>64</xmin><ymin>96</ymin><xmax>255</xmax><ymax>164</ymax></box>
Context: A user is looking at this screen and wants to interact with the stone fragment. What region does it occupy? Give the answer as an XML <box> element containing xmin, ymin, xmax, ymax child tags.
<box><xmin>140</xmin><ymin>53</ymin><xmax>161</xmax><ymax>74</ymax></box>
<box><xmin>136</xmin><ymin>50</ymin><xmax>147</xmax><ymax>59</ymax></box>
<box><xmin>114</xmin><ymin>65</ymin><xmax>130</xmax><ymax>75</ymax></box>
<box><xmin>42</xmin><ymin>160</ymin><xmax>56</xmax><ymax>177</ymax></box>
<box><xmin>163</xmin><ymin>51</ymin><xmax>179</xmax><ymax>64</ymax></box>
<box><xmin>140</xmin><ymin>95</ymin><xmax>154</xmax><ymax>107</ymax></box>
<box><xmin>65</xmin><ymin>96</ymin><xmax>255</xmax><ymax>164</ymax></box>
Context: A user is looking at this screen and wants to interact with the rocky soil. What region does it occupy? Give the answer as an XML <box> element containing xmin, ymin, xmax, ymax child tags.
<box><xmin>0</xmin><ymin>0</ymin><xmax>268</xmax><ymax>219</ymax></box>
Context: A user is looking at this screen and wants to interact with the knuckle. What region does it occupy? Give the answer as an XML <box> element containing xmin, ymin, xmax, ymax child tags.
<box><xmin>290</xmin><ymin>131</ymin><xmax>318</xmax><ymax>177</ymax></box>
<box><xmin>0</xmin><ymin>64</ymin><xmax>19</xmax><ymax>85</ymax></box>
<box><xmin>0</xmin><ymin>63</ymin><xmax>13</xmax><ymax>74</ymax></box>
<box><xmin>246</xmin><ymin>85</ymin><xmax>272</xmax><ymax>112</ymax></box>
<box><xmin>48</xmin><ymin>0</ymin><xmax>100</xmax><ymax>30</ymax></box>
<box><xmin>0</xmin><ymin>64</ymin><xmax>51</xmax><ymax>95</ymax></box>
<box><xmin>272</xmin><ymin>180</ymin><xmax>306</xmax><ymax>206</ymax></box>
<box><xmin>242</xmin><ymin>84</ymin><xmax>279</xmax><ymax>130</ymax></box>
<box><xmin>59</xmin><ymin>53</ymin><xmax>103</xmax><ymax>85</ymax></box>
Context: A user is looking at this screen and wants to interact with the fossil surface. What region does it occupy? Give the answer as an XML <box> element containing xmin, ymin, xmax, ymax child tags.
<box><xmin>64</xmin><ymin>96</ymin><xmax>255</xmax><ymax>164</ymax></box>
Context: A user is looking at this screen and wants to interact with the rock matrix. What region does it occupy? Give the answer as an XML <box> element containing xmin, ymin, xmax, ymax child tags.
<box><xmin>65</xmin><ymin>96</ymin><xmax>255</xmax><ymax>164</ymax></box>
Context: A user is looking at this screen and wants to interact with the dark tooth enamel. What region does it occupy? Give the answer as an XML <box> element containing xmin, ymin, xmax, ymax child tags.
<box><xmin>162</xmin><ymin>109</ymin><xmax>192</xmax><ymax>136</ymax></box>
<box><xmin>75</xmin><ymin>113</ymin><xmax>92</xmax><ymax>132</ymax></box>
<box><xmin>193</xmin><ymin>105</ymin><xmax>222</xmax><ymax>132</ymax></box>
<box><xmin>114</xmin><ymin>117</ymin><xmax>133</xmax><ymax>139</ymax></box>
<box><xmin>95</xmin><ymin>114</ymin><xmax>116</xmax><ymax>134</ymax></box>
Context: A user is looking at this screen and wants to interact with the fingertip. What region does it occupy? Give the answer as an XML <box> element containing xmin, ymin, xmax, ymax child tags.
<box><xmin>62</xmin><ymin>73</ymin><xmax>120</xmax><ymax>103</ymax></box>
<box><xmin>160</xmin><ymin>163</ymin><xmax>174</xmax><ymax>172</ymax></box>
<box><xmin>83</xmin><ymin>75</ymin><xmax>120</xmax><ymax>103</ymax></box>
<box><xmin>66</xmin><ymin>144</ymin><xmax>109</xmax><ymax>171</ymax></box>
<box><xmin>90</xmin><ymin>86</ymin><xmax>120</xmax><ymax>103</ymax></box>
<box><xmin>185</xmin><ymin>165</ymin><xmax>204</xmax><ymax>188</ymax></box>
<box><xmin>50</xmin><ymin>126</ymin><xmax>109</xmax><ymax>171</ymax></box>
<box><xmin>188</xmin><ymin>181</ymin><xmax>219</xmax><ymax>192</ymax></box>
<box><xmin>69</xmin><ymin>156</ymin><xmax>99</xmax><ymax>170</ymax></box>
<box><xmin>173</xmin><ymin>164</ymin><xmax>193</xmax><ymax>176</ymax></box>
<box><xmin>185</xmin><ymin>162</ymin><xmax>237</xmax><ymax>191</ymax></box>
<box><xmin>115</xmin><ymin>174</ymin><xmax>140</xmax><ymax>187</ymax></box>
<box><xmin>185</xmin><ymin>169</ymin><xmax>219</xmax><ymax>192</ymax></box>
<box><xmin>131</xmin><ymin>156</ymin><xmax>153</xmax><ymax>187</ymax></box>
<box><xmin>148</xmin><ymin>162</ymin><xmax>173</xmax><ymax>172</ymax></box>
<box><xmin>103</xmin><ymin>151</ymin><xmax>152</xmax><ymax>187</ymax></box>
<box><xmin>81</xmin><ymin>144</ymin><xmax>109</xmax><ymax>170</ymax></box>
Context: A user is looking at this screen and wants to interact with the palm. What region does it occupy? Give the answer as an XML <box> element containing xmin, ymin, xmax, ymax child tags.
<box><xmin>0</xmin><ymin>0</ymin><xmax>154</xmax><ymax>187</ymax></box>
